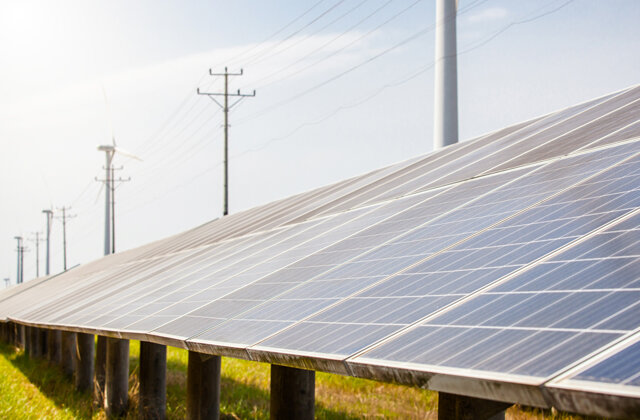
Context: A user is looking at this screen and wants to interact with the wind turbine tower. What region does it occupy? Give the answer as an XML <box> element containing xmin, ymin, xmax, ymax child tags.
<box><xmin>97</xmin><ymin>89</ymin><xmax>140</xmax><ymax>256</ymax></box>
<box><xmin>433</xmin><ymin>0</ymin><xmax>459</xmax><ymax>150</ymax></box>
<box><xmin>98</xmin><ymin>145</ymin><xmax>115</xmax><ymax>256</ymax></box>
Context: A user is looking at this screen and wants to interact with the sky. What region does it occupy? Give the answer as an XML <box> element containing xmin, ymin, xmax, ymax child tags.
<box><xmin>1</xmin><ymin>0</ymin><xmax>639</xmax><ymax>286</ymax></box>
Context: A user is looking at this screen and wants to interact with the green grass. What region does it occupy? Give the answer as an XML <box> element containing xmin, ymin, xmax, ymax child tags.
<box><xmin>0</xmin><ymin>340</ymin><xmax>603</xmax><ymax>419</ymax></box>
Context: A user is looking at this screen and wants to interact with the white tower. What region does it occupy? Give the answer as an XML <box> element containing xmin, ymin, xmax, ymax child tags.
<box><xmin>98</xmin><ymin>145</ymin><xmax>114</xmax><ymax>256</ymax></box>
<box><xmin>433</xmin><ymin>0</ymin><xmax>459</xmax><ymax>149</ymax></box>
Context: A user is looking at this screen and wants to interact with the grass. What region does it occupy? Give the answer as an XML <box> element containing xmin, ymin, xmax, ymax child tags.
<box><xmin>0</xmin><ymin>340</ymin><xmax>604</xmax><ymax>419</ymax></box>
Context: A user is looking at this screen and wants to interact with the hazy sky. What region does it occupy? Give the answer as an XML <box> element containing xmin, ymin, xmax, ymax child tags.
<box><xmin>1</xmin><ymin>0</ymin><xmax>639</xmax><ymax>286</ymax></box>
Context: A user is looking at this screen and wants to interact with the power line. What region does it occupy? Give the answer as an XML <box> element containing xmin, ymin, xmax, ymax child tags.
<box><xmin>97</xmin><ymin>1</ymin><xmax>460</xmax><ymax>218</ymax></box>
<box><xmin>234</xmin><ymin>0</ymin><xmax>484</xmax><ymax>125</ymax></box>
<box><xmin>66</xmin><ymin>0</ymin><xmax>577</xmax><ymax>239</ymax></box>
<box><xmin>241</xmin><ymin>0</ymin><xmax>371</xmax><ymax>70</ymax></box>
<box><xmin>224</xmin><ymin>0</ymin><xmax>330</xmax><ymax>68</ymax></box>
<box><xmin>240</xmin><ymin>0</ymin><xmax>397</xmax><ymax>91</ymax></box>
<box><xmin>231</xmin><ymin>0</ymin><xmax>576</xmax><ymax>161</ymax></box>
<box><xmin>240</xmin><ymin>0</ymin><xmax>350</xmax><ymax>67</ymax></box>
<box><xmin>133</xmin><ymin>1</ymin><xmax>334</xmax><ymax>158</ymax></box>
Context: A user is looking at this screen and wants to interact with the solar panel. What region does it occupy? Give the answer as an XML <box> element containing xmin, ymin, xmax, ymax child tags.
<box><xmin>489</xmin><ymin>90</ymin><xmax>640</xmax><ymax>173</ymax></box>
<box><xmin>29</xmin><ymin>200</ymin><xmax>408</xmax><ymax>340</ymax></box>
<box><xmin>350</xmin><ymin>176</ymin><xmax>639</xmax><ymax>396</ymax></box>
<box><xmin>42</xmin><ymin>211</ymin><xmax>364</xmax><ymax>329</ymax></box>
<box><xmin>413</xmin><ymin>86</ymin><xmax>639</xmax><ymax>193</ymax></box>
<box><xmin>302</xmin><ymin>116</ymin><xmax>543</xmax><ymax>218</ymax></box>
<box><xmin>245</xmin><ymin>142</ymin><xmax>638</xmax><ymax>365</ymax></box>
<box><xmin>2</xmin><ymin>85</ymin><xmax>640</xmax><ymax>419</ymax></box>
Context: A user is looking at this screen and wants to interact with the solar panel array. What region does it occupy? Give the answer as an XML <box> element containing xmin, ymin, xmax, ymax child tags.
<box><xmin>1</xmin><ymin>84</ymin><xmax>639</xmax><ymax>417</ymax></box>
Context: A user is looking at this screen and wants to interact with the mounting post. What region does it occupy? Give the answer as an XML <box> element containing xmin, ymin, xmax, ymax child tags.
<box><xmin>270</xmin><ymin>364</ymin><xmax>315</xmax><ymax>420</ymax></box>
<box><xmin>48</xmin><ymin>329</ymin><xmax>62</xmax><ymax>364</ymax></box>
<box><xmin>438</xmin><ymin>392</ymin><xmax>512</xmax><ymax>420</ymax></box>
<box><xmin>95</xmin><ymin>335</ymin><xmax>107</xmax><ymax>406</ymax></box>
<box><xmin>105</xmin><ymin>337</ymin><xmax>129</xmax><ymax>417</ymax></box>
<box><xmin>61</xmin><ymin>331</ymin><xmax>76</xmax><ymax>378</ymax></box>
<box><xmin>139</xmin><ymin>341</ymin><xmax>167</xmax><ymax>420</ymax></box>
<box><xmin>75</xmin><ymin>333</ymin><xmax>95</xmax><ymax>392</ymax></box>
<box><xmin>187</xmin><ymin>351</ymin><xmax>221</xmax><ymax>420</ymax></box>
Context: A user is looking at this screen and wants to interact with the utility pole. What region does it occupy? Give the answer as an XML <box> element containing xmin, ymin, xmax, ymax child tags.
<box><xmin>96</xmin><ymin>165</ymin><xmax>129</xmax><ymax>254</ymax></box>
<box><xmin>29</xmin><ymin>232</ymin><xmax>43</xmax><ymax>278</ymax></box>
<box><xmin>14</xmin><ymin>236</ymin><xmax>22</xmax><ymax>284</ymax></box>
<box><xmin>13</xmin><ymin>236</ymin><xmax>27</xmax><ymax>284</ymax></box>
<box><xmin>433</xmin><ymin>0</ymin><xmax>459</xmax><ymax>150</ymax></box>
<box><xmin>197</xmin><ymin>68</ymin><xmax>256</xmax><ymax>216</ymax></box>
<box><xmin>42</xmin><ymin>209</ymin><xmax>53</xmax><ymax>275</ymax></box>
<box><xmin>56</xmin><ymin>206</ymin><xmax>77</xmax><ymax>271</ymax></box>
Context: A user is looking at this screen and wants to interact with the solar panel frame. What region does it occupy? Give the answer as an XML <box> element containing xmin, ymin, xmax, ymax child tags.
<box><xmin>544</xmin><ymin>330</ymin><xmax>640</xmax><ymax>417</ymax></box>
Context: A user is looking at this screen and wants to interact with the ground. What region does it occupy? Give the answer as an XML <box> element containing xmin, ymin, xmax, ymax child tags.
<box><xmin>0</xmin><ymin>340</ymin><xmax>604</xmax><ymax>419</ymax></box>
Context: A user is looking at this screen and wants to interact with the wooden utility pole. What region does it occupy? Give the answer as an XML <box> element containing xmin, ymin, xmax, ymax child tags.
<box><xmin>28</xmin><ymin>232</ymin><xmax>43</xmax><ymax>277</ymax></box>
<box><xmin>42</xmin><ymin>209</ymin><xmax>53</xmax><ymax>275</ymax></box>
<box><xmin>197</xmin><ymin>68</ymin><xmax>256</xmax><ymax>216</ymax></box>
<box><xmin>56</xmin><ymin>206</ymin><xmax>76</xmax><ymax>271</ymax></box>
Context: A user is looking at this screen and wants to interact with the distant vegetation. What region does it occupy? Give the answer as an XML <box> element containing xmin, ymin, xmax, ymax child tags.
<box><xmin>0</xmin><ymin>340</ymin><xmax>601</xmax><ymax>419</ymax></box>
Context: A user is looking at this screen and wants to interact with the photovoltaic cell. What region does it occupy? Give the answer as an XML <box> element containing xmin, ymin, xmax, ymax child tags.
<box><xmin>489</xmin><ymin>93</ymin><xmax>640</xmax><ymax>173</ymax></box>
<box><xmin>355</xmin><ymin>169</ymin><xmax>640</xmax><ymax>381</ymax></box>
<box><xmin>415</xmin><ymin>87</ymin><xmax>639</xmax><ymax>193</ymax></box>
<box><xmin>250</xmin><ymin>142</ymin><xmax>639</xmax><ymax>359</ymax></box>
<box><xmin>587</xmin><ymin>119</ymin><xmax>640</xmax><ymax>149</ymax></box>
<box><xmin>83</xmin><ymin>205</ymin><xmax>384</xmax><ymax>332</ymax></box>
<box><xmin>152</xmin><ymin>191</ymin><xmax>442</xmax><ymax>340</ymax></box>
<box><xmin>186</xmin><ymin>168</ymin><xmax>542</xmax><ymax>347</ymax></box>
<box><xmin>311</xmin><ymin>116</ymin><xmax>542</xmax><ymax>217</ymax></box>
<box><xmin>570</xmin><ymin>337</ymin><xmax>640</xmax><ymax>387</ymax></box>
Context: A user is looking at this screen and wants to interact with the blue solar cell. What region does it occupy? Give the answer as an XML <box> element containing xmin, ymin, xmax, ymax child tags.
<box><xmin>574</xmin><ymin>339</ymin><xmax>640</xmax><ymax>385</ymax></box>
<box><xmin>350</xmin><ymin>145</ymin><xmax>639</xmax><ymax>381</ymax></box>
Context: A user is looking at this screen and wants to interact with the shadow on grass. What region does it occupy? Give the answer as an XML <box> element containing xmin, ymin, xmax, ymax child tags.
<box><xmin>0</xmin><ymin>342</ymin><xmax>95</xmax><ymax>419</ymax></box>
<box><xmin>149</xmin><ymin>351</ymin><xmax>363</xmax><ymax>420</ymax></box>
<box><xmin>1</xmin><ymin>342</ymin><xmax>361</xmax><ymax>420</ymax></box>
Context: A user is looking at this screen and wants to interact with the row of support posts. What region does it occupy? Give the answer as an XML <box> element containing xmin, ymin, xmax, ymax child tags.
<box><xmin>0</xmin><ymin>323</ymin><xmax>511</xmax><ymax>419</ymax></box>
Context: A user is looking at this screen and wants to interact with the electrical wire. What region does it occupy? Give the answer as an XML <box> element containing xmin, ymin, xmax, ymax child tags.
<box><xmin>132</xmin><ymin>0</ymin><xmax>335</xmax><ymax>158</ymax></box>
<box><xmin>61</xmin><ymin>0</ymin><xmax>579</xmax><ymax>259</ymax></box>
<box><xmin>240</xmin><ymin>0</ymin><xmax>371</xmax><ymax>69</ymax></box>
<box><xmin>240</xmin><ymin>0</ymin><xmax>395</xmax><ymax>91</ymax></box>
<box><xmin>234</xmin><ymin>0</ymin><xmax>486</xmax><ymax>125</ymax></box>
<box><xmin>230</xmin><ymin>0</ymin><xmax>577</xmax><ymax>161</ymax></box>
<box><xmin>238</xmin><ymin>0</ymin><xmax>350</xmax><ymax>67</ymax></box>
